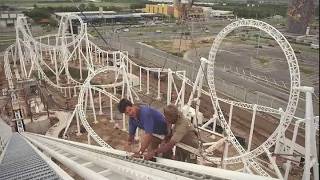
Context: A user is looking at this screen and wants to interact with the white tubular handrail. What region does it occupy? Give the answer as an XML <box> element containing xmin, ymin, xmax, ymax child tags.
<box><xmin>23</xmin><ymin>133</ymin><xmax>110</xmax><ymax>180</ymax></box>
<box><xmin>23</xmin><ymin>137</ymin><xmax>74</xmax><ymax>180</ymax></box>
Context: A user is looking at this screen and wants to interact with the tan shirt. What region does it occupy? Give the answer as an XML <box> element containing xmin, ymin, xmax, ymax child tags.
<box><xmin>171</xmin><ymin>116</ymin><xmax>199</xmax><ymax>148</ymax></box>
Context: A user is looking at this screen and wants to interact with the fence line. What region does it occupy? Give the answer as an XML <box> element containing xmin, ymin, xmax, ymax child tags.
<box><xmin>106</xmin><ymin>37</ymin><xmax>318</xmax><ymax>117</ymax></box>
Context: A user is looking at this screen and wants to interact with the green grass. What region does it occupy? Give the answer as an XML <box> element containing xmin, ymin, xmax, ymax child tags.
<box><xmin>291</xmin><ymin>44</ymin><xmax>319</xmax><ymax>54</ymax></box>
<box><xmin>300</xmin><ymin>67</ymin><xmax>314</xmax><ymax>75</ymax></box>
<box><xmin>144</xmin><ymin>40</ymin><xmax>186</xmax><ymax>57</ymax></box>
<box><xmin>255</xmin><ymin>56</ymin><xmax>270</xmax><ymax>65</ymax></box>
<box><xmin>68</xmin><ymin>66</ymin><xmax>88</xmax><ymax>80</ymax></box>
<box><xmin>0</xmin><ymin>1</ymin><xmax>133</xmax><ymax>8</ymax></box>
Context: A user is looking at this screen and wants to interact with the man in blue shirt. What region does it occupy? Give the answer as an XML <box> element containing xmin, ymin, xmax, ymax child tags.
<box><xmin>118</xmin><ymin>98</ymin><xmax>168</xmax><ymax>157</ymax></box>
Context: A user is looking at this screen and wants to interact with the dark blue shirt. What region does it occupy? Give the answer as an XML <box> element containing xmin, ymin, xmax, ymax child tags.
<box><xmin>129</xmin><ymin>106</ymin><xmax>167</xmax><ymax>136</ymax></box>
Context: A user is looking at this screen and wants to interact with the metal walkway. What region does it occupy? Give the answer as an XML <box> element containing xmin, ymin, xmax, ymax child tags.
<box><xmin>0</xmin><ymin>133</ymin><xmax>62</xmax><ymax>180</ymax></box>
<box><xmin>22</xmin><ymin>132</ymin><xmax>276</xmax><ymax>180</ymax></box>
<box><xmin>0</xmin><ymin>132</ymin><xmax>278</xmax><ymax>180</ymax></box>
<box><xmin>23</xmin><ymin>132</ymin><xmax>225</xmax><ymax>180</ymax></box>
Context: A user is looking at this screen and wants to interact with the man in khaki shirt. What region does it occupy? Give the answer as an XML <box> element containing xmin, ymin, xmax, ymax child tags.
<box><xmin>145</xmin><ymin>104</ymin><xmax>199</xmax><ymax>163</ymax></box>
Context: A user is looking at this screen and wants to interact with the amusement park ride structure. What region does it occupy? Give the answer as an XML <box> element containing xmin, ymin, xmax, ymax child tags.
<box><xmin>0</xmin><ymin>13</ymin><xmax>319</xmax><ymax>180</ymax></box>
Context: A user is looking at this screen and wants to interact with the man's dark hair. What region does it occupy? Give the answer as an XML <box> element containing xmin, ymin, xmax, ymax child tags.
<box><xmin>118</xmin><ymin>98</ymin><xmax>133</xmax><ymax>113</ymax></box>
<box><xmin>164</xmin><ymin>104</ymin><xmax>180</xmax><ymax>123</ymax></box>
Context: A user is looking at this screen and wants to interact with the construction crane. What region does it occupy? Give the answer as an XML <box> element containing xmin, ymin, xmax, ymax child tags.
<box><xmin>287</xmin><ymin>0</ymin><xmax>315</xmax><ymax>34</ymax></box>
<box><xmin>173</xmin><ymin>0</ymin><xmax>194</xmax><ymax>22</ymax></box>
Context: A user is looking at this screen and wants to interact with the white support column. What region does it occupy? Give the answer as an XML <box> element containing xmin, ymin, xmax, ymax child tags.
<box><xmin>243</xmin><ymin>88</ymin><xmax>248</xmax><ymax>102</ymax></box>
<box><xmin>64</xmin><ymin>88</ymin><xmax>67</xmax><ymax>97</ymax></box>
<box><xmin>87</xmin><ymin>134</ymin><xmax>91</xmax><ymax>145</ymax></box>
<box><xmin>311</xmin><ymin>117</ymin><xmax>319</xmax><ymax>180</ymax></box>
<box><xmin>12</xmin><ymin>46</ymin><xmax>17</xmax><ymax>67</ymax></box>
<box><xmin>157</xmin><ymin>70</ymin><xmax>161</xmax><ymax>100</ymax></box>
<box><xmin>113</xmin><ymin>86</ymin><xmax>116</xmax><ymax>95</ymax></box>
<box><xmin>110</xmin><ymin>98</ymin><xmax>114</xmax><ymax>123</ymax></box>
<box><xmin>50</xmin><ymin>49</ymin><xmax>54</xmax><ymax>65</ymax></box>
<box><xmin>187</xmin><ymin>58</ymin><xmax>206</xmax><ymax>107</ymax></box>
<box><xmin>130</xmin><ymin>61</ymin><xmax>133</xmax><ymax>75</ymax></box>
<box><xmin>222</xmin><ymin>102</ymin><xmax>233</xmax><ymax>169</ymax></box>
<box><xmin>270</xmin><ymin>98</ymin><xmax>274</xmax><ymax>108</ymax></box>
<box><xmin>232</xmin><ymin>85</ymin><xmax>236</xmax><ymax>97</ymax></box>
<box><xmin>274</xmin><ymin>108</ymin><xmax>285</xmax><ymax>154</ymax></box>
<box><xmin>263</xmin><ymin>146</ymin><xmax>283</xmax><ymax>180</ymax></box>
<box><xmin>99</xmin><ymin>91</ymin><xmax>102</xmax><ymax>115</ymax></box>
<box><xmin>89</xmin><ymin>88</ymin><xmax>98</xmax><ymax>124</ymax></box>
<box><xmin>121</xmin><ymin>79</ymin><xmax>125</xmax><ymax>98</ymax></box>
<box><xmin>53</xmin><ymin>49</ymin><xmax>59</xmax><ymax>85</ymax></box>
<box><xmin>256</xmin><ymin>92</ymin><xmax>260</xmax><ymax>105</ymax></box>
<box><xmin>298</xmin><ymin>86</ymin><xmax>319</xmax><ymax>180</ymax></box>
<box><xmin>167</xmin><ymin>70</ymin><xmax>172</xmax><ymax>105</ymax></box>
<box><xmin>39</xmin><ymin>38</ymin><xmax>43</xmax><ymax>64</ymax></box>
<box><xmin>213</xmin><ymin>98</ymin><xmax>219</xmax><ymax>132</ymax></box>
<box><xmin>98</xmin><ymin>50</ymin><xmax>101</xmax><ymax>64</ymax></box>
<box><xmin>179</xmin><ymin>72</ymin><xmax>186</xmax><ymax>108</ymax></box>
<box><xmin>69</xmin><ymin>19</ymin><xmax>76</xmax><ymax>61</ymax></box>
<box><xmin>84</xmin><ymin>89</ymin><xmax>89</xmax><ymax>112</ymax></box>
<box><xmin>79</xmin><ymin>47</ymin><xmax>83</xmax><ymax>80</ymax></box>
<box><xmin>104</xmin><ymin>52</ymin><xmax>107</xmax><ymax>66</ymax></box>
<box><xmin>76</xmin><ymin>112</ymin><xmax>82</xmax><ymax>136</ymax></box>
<box><xmin>247</xmin><ymin>105</ymin><xmax>257</xmax><ymax>152</ymax></box>
<box><xmin>16</xmin><ymin>26</ymin><xmax>27</xmax><ymax>79</ymax></box>
<box><xmin>47</xmin><ymin>36</ymin><xmax>50</xmax><ymax>55</ymax></box>
<box><xmin>62</xmin><ymin>110</ymin><xmax>76</xmax><ymax>138</ymax></box>
<box><xmin>68</xmin><ymin>87</ymin><xmax>72</xmax><ymax>98</ymax></box>
<box><xmin>94</xmin><ymin>46</ymin><xmax>97</xmax><ymax>62</ymax></box>
<box><xmin>122</xmin><ymin>114</ymin><xmax>126</xmax><ymax>131</ymax></box>
<box><xmin>146</xmin><ymin>69</ymin><xmax>150</xmax><ymax>95</ymax></box>
<box><xmin>139</xmin><ymin>67</ymin><xmax>142</xmax><ymax>92</ymax></box>
<box><xmin>73</xmin><ymin>86</ymin><xmax>77</xmax><ymax>97</ymax></box>
<box><xmin>212</xmin><ymin>117</ymin><xmax>217</xmax><ymax>132</ymax></box>
<box><xmin>194</xmin><ymin>61</ymin><xmax>205</xmax><ymax>125</ymax></box>
<box><xmin>284</xmin><ymin>119</ymin><xmax>303</xmax><ymax>179</ymax></box>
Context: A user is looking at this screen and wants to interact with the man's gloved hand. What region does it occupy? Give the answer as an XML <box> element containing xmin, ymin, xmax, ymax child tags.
<box><xmin>132</xmin><ymin>151</ymin><xmax>143</xmax><ymax>158</ymax></box>
<box><xmin>124</xmin><ymin>141</ymin><xmax>133</xmax><ymax>152</ymax></box>
<box><xmin>144</xmin><ymin>151</ymin><xmax>156</xmax><ymax>160</ymax></box>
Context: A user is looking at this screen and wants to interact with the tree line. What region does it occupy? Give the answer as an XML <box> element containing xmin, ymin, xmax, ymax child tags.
<box><xmin>212</xmin><ymin>4</ymin><xmax>288</xmax><ymax>19</ymax></box>
<box><xmin>24</xmin><ymin>2</ymin><xmax>146</xmax><ymax>25</ymax></box>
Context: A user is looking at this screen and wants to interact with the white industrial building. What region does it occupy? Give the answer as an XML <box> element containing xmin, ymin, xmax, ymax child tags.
<box><xmin>202</xmin><ymin>7</ymin><xmax>234</xmax><ymax>18</ymax></box>
<box><xmin>0</xmin><ymin>11</ymin><xmax>24</xmax><ymax>27</ymax></box>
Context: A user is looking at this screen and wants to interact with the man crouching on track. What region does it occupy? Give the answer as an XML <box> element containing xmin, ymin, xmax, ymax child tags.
<box><xmin>118</xmin><ymin>98</ymin><xmax>171</xmax><ymax>158</ymax></box>
<box><xmin>145</xmin><ymin>104</ymin><xmax>199</xmax><ymax>163</ymax></box>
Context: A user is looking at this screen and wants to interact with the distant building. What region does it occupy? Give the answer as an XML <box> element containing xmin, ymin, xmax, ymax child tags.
<box><xmin>144</xmin><ymin>3</ymin><xmax>204</xmax><ymax>19</ymax></box>
<box><xmin>202</xmin><ymin>8</ymin><xmax>234</xmax><ymax>18</ymax></box>
<box><xmin>0</xmin><ymin>11</ymin><xmax>24</xmax><ymax>27</ymax></box>
<box><xmin>54</xmin><ymin>11</ymin><xmax>158</xmax><ymax>25</ymax></box>
<box><xmin>311</xmin><ymin>43</ymin><xmax>319</xmax><ymax>49</ymax></box>
<box><xmin>54</xmin><ymin>11</ymin><xmax>117</xmax><ymax>18</ymax></box>
<box><xmin>271</xmin><ymin>15</ymin><xmax>283</xmax><ymax>20</ymax></box>
<box><xmin>287</xmin><ymin>0</ymin><xmax>315</xmax><ymax>34</ymax></box>
<box><xmin>144</xmin><ymin>4</ymin><xmax>175</xmax><ymax>17</ymax></box>
<box><xmin>144</xmin><ymin>4</ymin><xmax>176</xmax><ymax>17</ymax></box>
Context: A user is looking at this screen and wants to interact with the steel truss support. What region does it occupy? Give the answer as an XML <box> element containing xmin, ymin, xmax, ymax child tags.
<box><xmin>4</xmin><ymin>15</ymin><xmax>310</xmax><ymax>179</ymax></box>
<box><xmin>206</xmin><ymin>19</ymin><xmax>300</xmax><ymax>177</ymax></box>
<box><xmin>297</xmin><ymin>87</ymin><xmax>319</xmax><ymax>180</ymax></box>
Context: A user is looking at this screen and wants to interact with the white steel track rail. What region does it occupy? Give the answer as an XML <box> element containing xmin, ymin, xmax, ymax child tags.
<box><xmin>23</xmin><ymin>132</ymin><xmax>232</xmax><ymax>180</ymax></box>
<box><xmin>3</xmin><ymin>15</ymin><xmax>313</xmax><ymax>179</ymax></box>
<box><xmin>206</xmin><ymin>19</ymin><xmax>300</xmax><ymax>175</ymax></box>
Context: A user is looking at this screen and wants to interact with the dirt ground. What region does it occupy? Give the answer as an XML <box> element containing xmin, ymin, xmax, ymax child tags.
<box><xmin>1</xmin><ymin>47</ymin><xmax>309</xmax><ymax>179</ymax></box>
